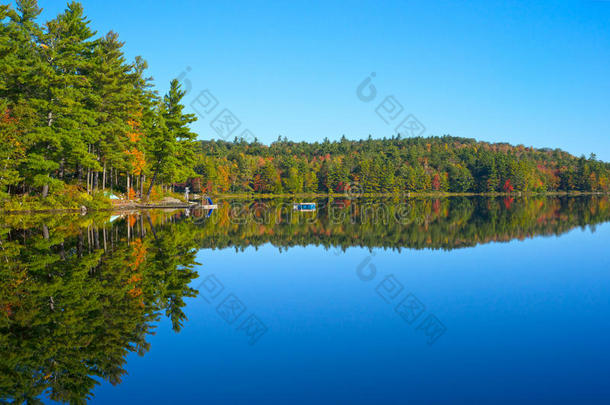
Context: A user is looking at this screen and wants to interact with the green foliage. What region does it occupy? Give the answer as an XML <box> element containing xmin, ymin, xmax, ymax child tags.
<box><xmin>0</xmin><ymin>211</ymin><xmax>199</xmax><ymax>403</ymax></box>
<box><xmin>191</xmin><ymin>196</ymin><xmax>610</xmax><ymax>251</ymax></box>
<box><xmin>192</xmin><ymin>136</ymin><xmax>610</xmax><ymax>195</ymax></box>
<box><xmin>144</xmin><ymin>79</ymin><xmax>197</xmax><ymax>199</ymax></box>
<box><xmin>0</xmin><ymin>1</ymin><xmax>197</xmax><ymax>205</ymax></box>
<box><xmin>0</xmin><ymin>184</ymin><xmax>110</xmax><ymax>212</ymax></box>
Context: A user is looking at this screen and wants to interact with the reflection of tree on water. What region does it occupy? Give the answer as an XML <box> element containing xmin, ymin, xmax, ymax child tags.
<box><xmin>0</xmin><ymin>212</ymin><xmax>199</xmax><ymax>404</ymax></box>
<box><xmin>193</xmin><ymin>196</ymin><xmax>610</xmax><ymax>251</ymax></box>
<box><xmin>1</xmin><ymin>196</ymin><xmax>610</xmax><ymax>403</ymax></box>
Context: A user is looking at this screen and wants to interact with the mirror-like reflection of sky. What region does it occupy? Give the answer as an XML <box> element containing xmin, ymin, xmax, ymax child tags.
<box><xmin>93</xmin><ymin>223</ymin><xmax>610</xmax><ymax>404</ymax></box>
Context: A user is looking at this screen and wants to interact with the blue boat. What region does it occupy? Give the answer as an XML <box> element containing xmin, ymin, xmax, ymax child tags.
<box><xmin>293</xmin><ymin>202</ymin><xmax>316</xmax><ymax>212</ymax></box>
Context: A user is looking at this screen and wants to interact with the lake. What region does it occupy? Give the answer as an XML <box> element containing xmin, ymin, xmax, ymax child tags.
<box><xmin>1</xmin><ymin>196</ymin><xmax>610</xmax><ymax>404</ymax></box>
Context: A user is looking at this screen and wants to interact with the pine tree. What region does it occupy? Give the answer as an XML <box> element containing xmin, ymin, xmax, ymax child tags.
<box><xmin>89</xmin><ymin>31</ymin><xmax>134</xmax><ymax>191</ymax></box>
<box><xmin>1</xmin><ymin>0</ymin><xmax>59</xmax><ymax>196</ymax></box>
<box><xmin>144</xmin><ymin>79</ymin><xmax>197</xmax><ymax>199</ymax></box>
<box><xmin>39</xmin><ymin>2</ymin><xmax>100</xmax><ymax>195</ymax></box>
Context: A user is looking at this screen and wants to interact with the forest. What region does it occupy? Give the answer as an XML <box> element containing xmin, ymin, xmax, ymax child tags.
<box><xmin>0</xmin><ymin>1</ymin><xmax>197</xmax><ymax>207</ymax></box>
<box><xmin>193</xmin><ymin>136</ymin><xmax>610</xmax><ymax>195</ymax></box>
<box><xmin>2</xmin><ymin>1</ymin><xmax>610</xmax><ymax>211</ymax></box>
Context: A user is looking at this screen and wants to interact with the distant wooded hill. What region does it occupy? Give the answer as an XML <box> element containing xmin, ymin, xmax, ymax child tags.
<box><xmin>191</xmin><ymin>136</ymin><xmax>610</xmax><ymax>194</ymax></box>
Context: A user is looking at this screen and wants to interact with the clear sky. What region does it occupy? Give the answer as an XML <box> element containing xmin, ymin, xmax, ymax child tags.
<box><xmin>28</xmin><ymin>0</ymin><xmax>610</xmax><ymax>160</ymax></box>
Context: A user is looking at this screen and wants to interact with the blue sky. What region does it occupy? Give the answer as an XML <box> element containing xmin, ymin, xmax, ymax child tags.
<box><xmin>29</xmin><ymin>0</ymin><xmax>610</xmax><ymax>160</ymax></box>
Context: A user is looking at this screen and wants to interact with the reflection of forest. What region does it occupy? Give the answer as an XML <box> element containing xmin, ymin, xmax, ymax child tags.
<box><xmin>194</xmin><ymin>196</ymin><xmax>610</xmax><ymax>251</ymax></box>
<box><xmin>1</xmin><ymin>196</ymin><xmax>609</xmax><ymax>403</ymax></box>
<box><xmin>0</xmin><ymin>212</ymin><xmax>199</xmax><ymax>404</ymax></box>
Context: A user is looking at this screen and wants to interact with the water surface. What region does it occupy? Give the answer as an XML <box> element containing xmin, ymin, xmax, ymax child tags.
<box><xmin>1</xmin><ymin>197</ymin><xmax>609</xmax><ymax>404</ymax></box>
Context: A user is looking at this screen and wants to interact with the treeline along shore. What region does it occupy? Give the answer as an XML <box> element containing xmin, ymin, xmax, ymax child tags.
<box><xmin>2</xmin><ymin>1</ymin><xmax>610</xmax><ymax>213</ymax></box>
<box><xmin>192</xmin><ymin>136</ymin><xmax>610</xmax><ymax>196</ymax></box>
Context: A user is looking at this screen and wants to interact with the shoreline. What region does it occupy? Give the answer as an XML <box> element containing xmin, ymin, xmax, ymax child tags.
<box><xmin>1</xmin><ymin>191</ymin><xmax>609</xmax><ymax>215</ymax></box>
<box><xmin>0</xmin><ymin>203</ymin><xmax>197</xmax><ymax>215</ymax></box>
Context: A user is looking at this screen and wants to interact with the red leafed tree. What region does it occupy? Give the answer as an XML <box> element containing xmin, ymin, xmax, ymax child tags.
<box><xmin>432</xmin><ymin>174</ymin><xmax>441</xmax><ymax>191</ymax></box>
<box><xmin>335</xmin><ymin>181</ymin><xmax>348</xmax><ymax>193</ymax></box>
<box><xmin>432</xmin><ymin>199</ymin><xmax>441</xmax><ymax>214</ymax></box>
<box><xmin>503</xmin><ymin>179</ymin><xmax>514</xmax><ymax>193</ymax></box>
<box><xmin>252</xmin><ymin>174</ymin><xmax>264</xmax><ymax>192</ymax></box>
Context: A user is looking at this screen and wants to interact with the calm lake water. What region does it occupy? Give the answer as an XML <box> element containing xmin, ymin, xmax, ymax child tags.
<box><xmin>1</xmin><ymin>197</ymin><xmax>610</xmax><ymax>404</ymax></box>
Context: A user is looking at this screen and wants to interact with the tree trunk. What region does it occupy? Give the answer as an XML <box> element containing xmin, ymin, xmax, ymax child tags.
<box><xmin>42</xmin><ymin>184</ymin><xmax>49</xmax><ymax>198</ymax></box>
<box><xmin>139</xmin><ymin>214</ymin><xmax>146</xmax><ymax>238</ymax></box>
<box><xmin>103</xmin><ymin>227</ymin><xmax>107</xmax><ymax>252</ymax></box>
<box><xmin>86</xmin><ymin>169</ymin><xmax>91</xmax><ymax>194</ymax></box>
<box><xmin>94</xmin><ymin>227</ymin><xmax>100</xmax><ymax>250</ymax></box>
<box><xmin>145</xmin><ymin>169</ymin><xmax>159</xmax><ymax>201</ymax></box>
<box><xmin>145</xmin><ymin>214</ymin><xmax>158</xmax><ymax>240</ymax></box>
<box><xmin>86</xmin><ymin>145</ymin><xmax>90</xmax><ymax>194</ymax></box>
<box><xmin>127</xmin><ymin>215</ymin><xmax>131</xmax><ymax>241</ymax></box>
<box><xmin>127</xmin><ymin>174</ymin><xmax>131</xmax><ymax>199</ymax></box>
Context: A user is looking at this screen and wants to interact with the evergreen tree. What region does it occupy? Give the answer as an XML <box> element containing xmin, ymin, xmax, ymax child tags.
<box><xmin>39</xmin><ymin>2</ymin><xmax>99</xmax><ymax>195</ymax></box>
<box><xmin>144</xmin><ymin>79</ymin><xmax>197</xmax><ymax>199</ymax></box>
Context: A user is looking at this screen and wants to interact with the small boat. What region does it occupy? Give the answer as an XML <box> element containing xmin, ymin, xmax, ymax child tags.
<box><xmin>293</xmin><ymin>202</ymin><xmax>316</xmax><ymax>212</ymax></box>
